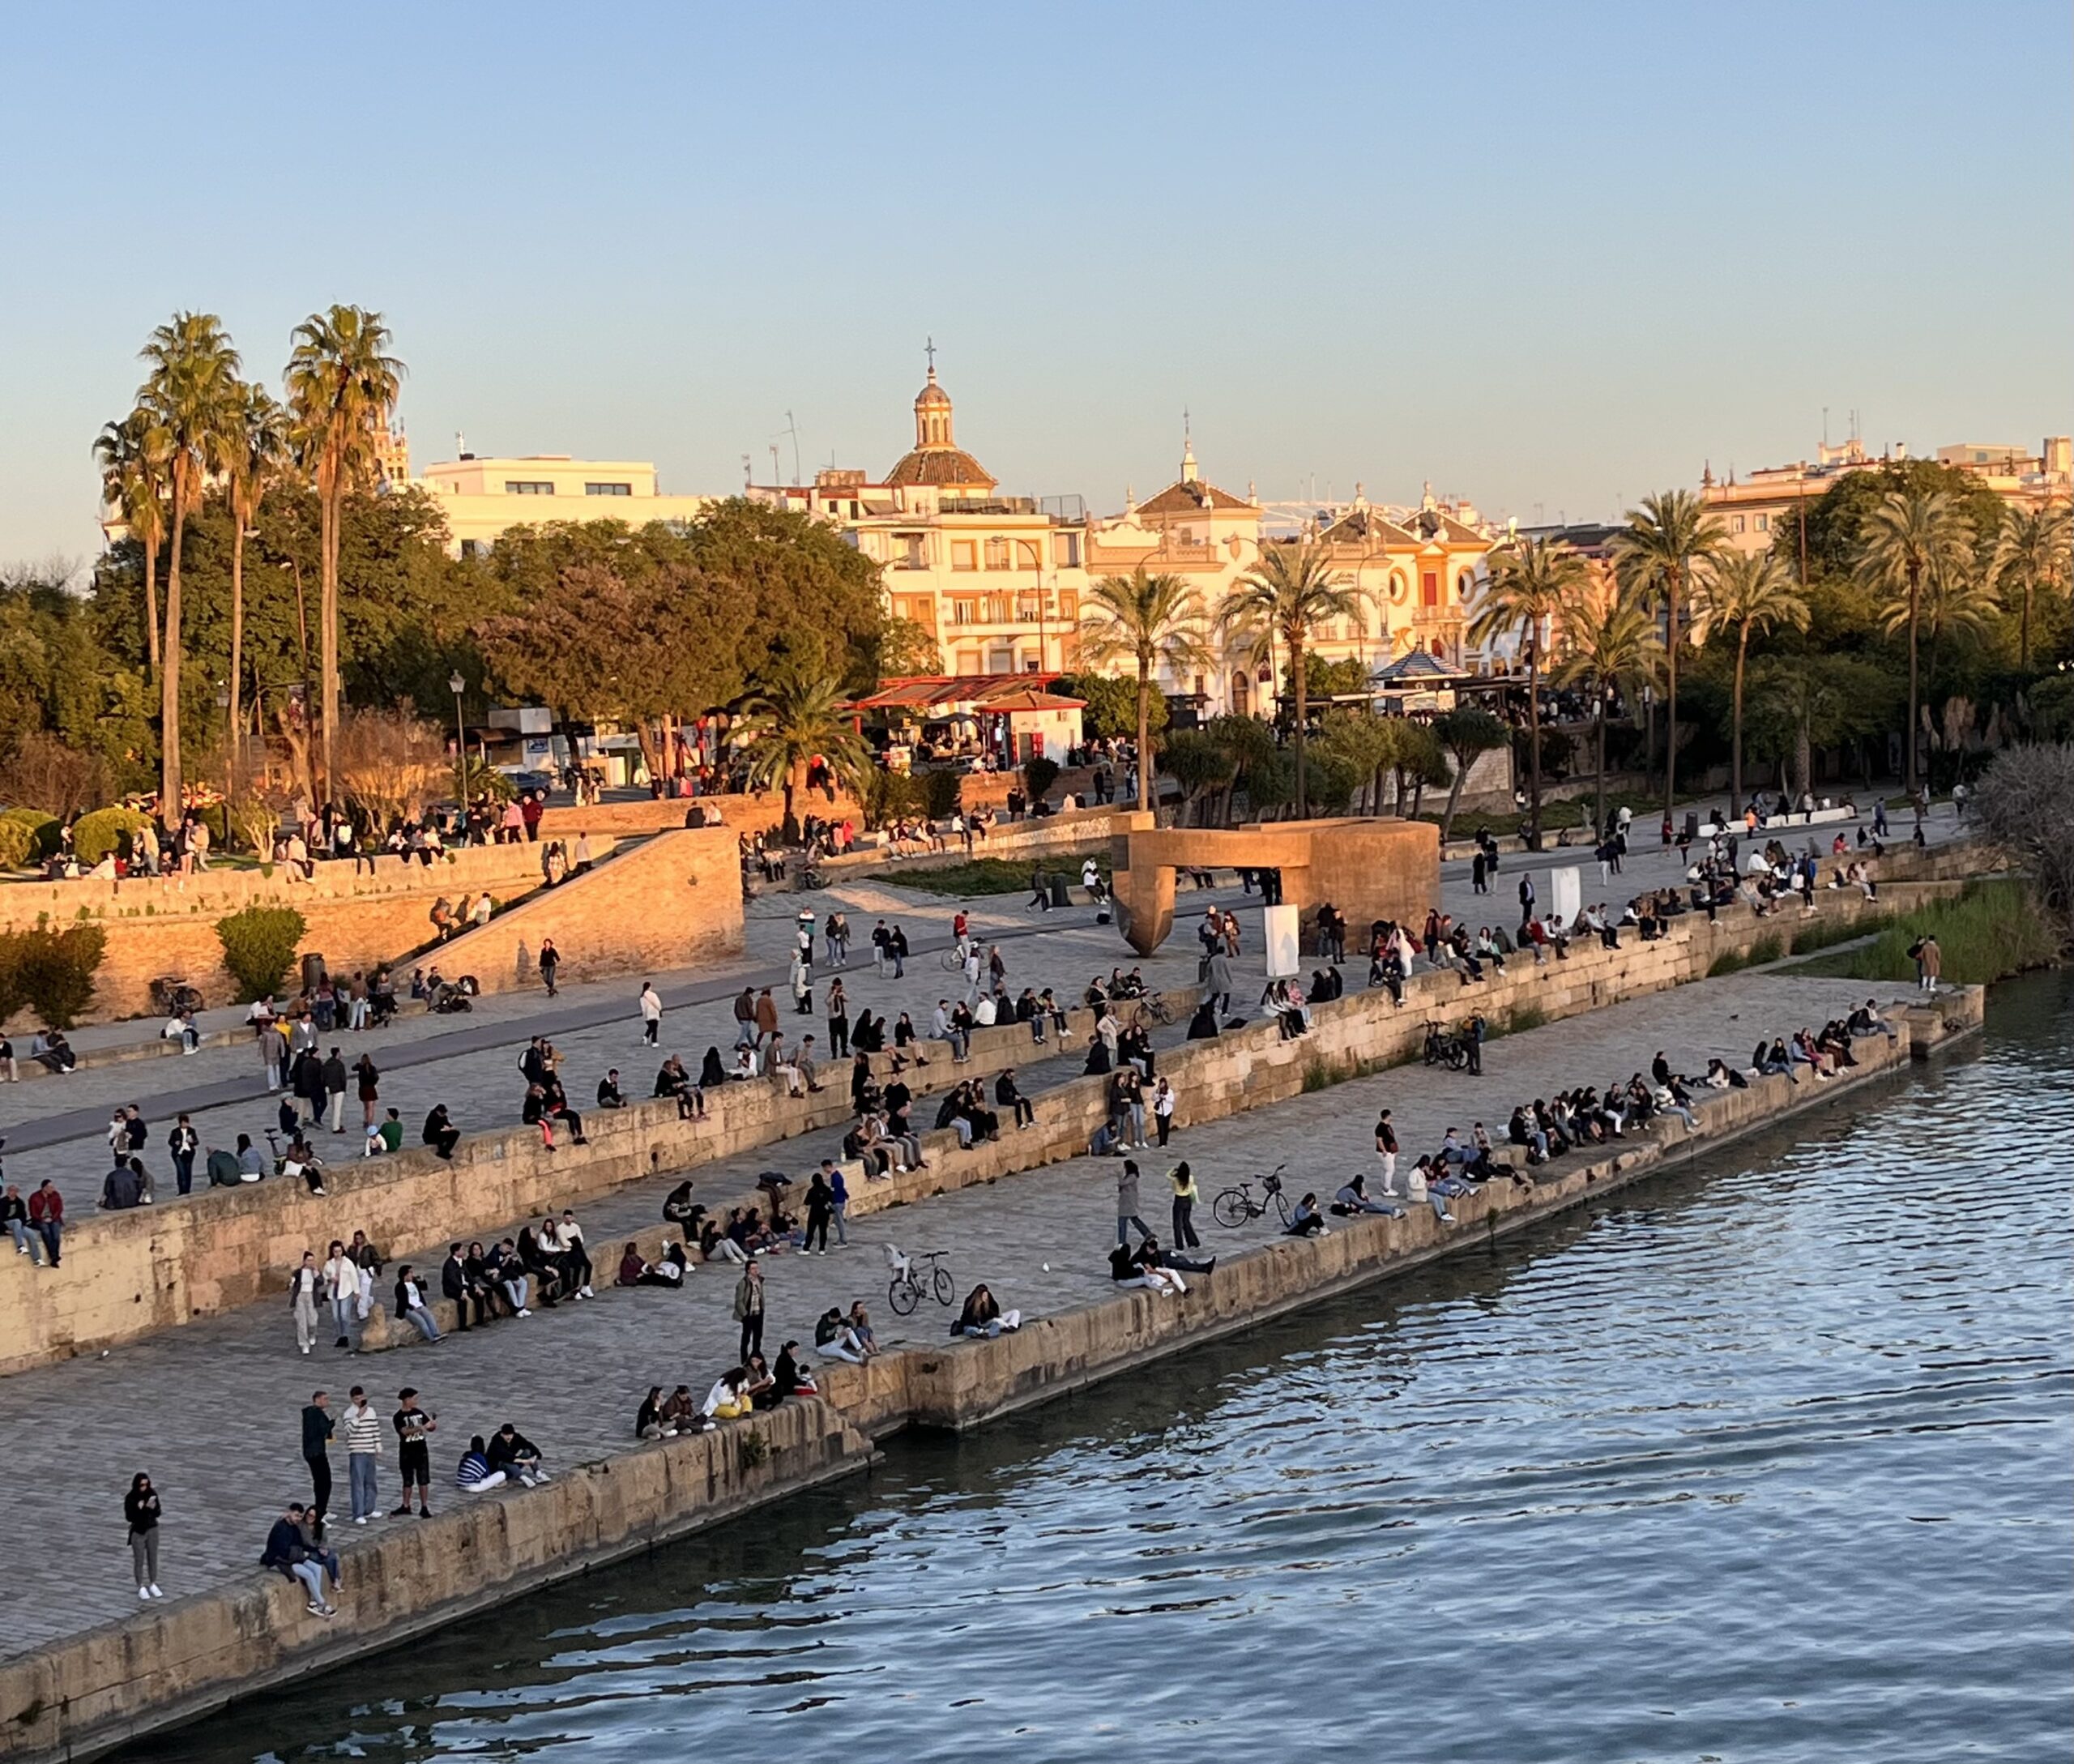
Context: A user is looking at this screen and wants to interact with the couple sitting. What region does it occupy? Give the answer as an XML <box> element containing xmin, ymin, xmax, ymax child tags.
<box><xmin>1108</xmin><ymin>1232</ymin><xmax>1215</xmax><ymax>1297</ymax></box>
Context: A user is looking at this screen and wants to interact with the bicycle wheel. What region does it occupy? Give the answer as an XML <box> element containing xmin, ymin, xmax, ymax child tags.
<box><xmin>1272</xmin><ymin>1189</ymin><xmax>1294</xmax><ymax>1228</ymax></box>
<box><xmin>1447</xmin><ymin>1043</ymin><xmax>1470</xmax><ymax>1071</ymax></box>
<box><xmin>889</xmin><ymin>1276</ymin><xmax>919</xmax><ymax>1316</ymax></box>
<box><xmin>1151</xmin><ymin>997</ymin><xmax>1176</xmax><ymax>1025</ymax></box>
<box><xmin>931</xmin><ymin>1266</ymin><xmax>956</xmax><ymax>1306</ymax></box>
<box><xmin>1211</xmin><ymin>1188</ymin><xmax>1250</xmax><ymax>1230</ymax></box>
<box><xmin>939</xmin><ymin>950</ymin><xmax>962</xmax><ymax>972</ymax></box>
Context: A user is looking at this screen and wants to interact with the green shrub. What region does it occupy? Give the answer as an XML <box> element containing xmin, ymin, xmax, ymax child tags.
<box><xmin>0</xmin><ymin>924</ymin><xmax>108</xmax><ymax>1029</ymax></box>
<box><xmin>0</xmin><ymin>809</ymin><xmax>63</xmax><ymax>866</ymax></box>
<box><xmin>922</xmin><ymin>770</ymin><xmax>962</xmax><ymax>819</ymax></box>
<box><xmin>0</xmin><ymin>817</ymin><xmax>53</xmax><ymax>870</ymax></box>
<box><xmin>862</xmin><ymin>770</ymin><xmax>928</xmax><ymax>829</ymax></box>
<box><xmin>1790</xmin><ymin>914</ymin><xmax>1890</xmax><ymax>957</ymax></box>
<box><xmin>215</xmin><ymin>904</ymin><xmax>308</xmax><ymax>1002</ymax></box>
<box><xmin>1707</xmin><ymin>933</ymin><xmax>1785</xmax><ymax>978</ymax></box>
<box><xmin>70</xmin><ymin>806</ymin><xmax>154</xmax><ymax>866</ymax></box>
<box><xmin>1022</xmin><ymin>756</ymin><xmax>1061</xmax><ymax>804</ymax></box>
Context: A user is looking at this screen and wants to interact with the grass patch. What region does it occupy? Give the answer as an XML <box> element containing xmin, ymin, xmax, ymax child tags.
<box><xmin>1790</xmin><ymin>913</ymin><xmax>1891</xmax><ymax>958</ymax></box>
<box><xmin>1794</xmin><ymin>878</ymin><xmax>2060</xmax><ymax>987</ymax></box>
<box><xmin>1499</xmin><ymin>1002</ymin><xmax>1549</xmax><ymax>1036</ymax></box>
<box><xmin>877</xmin><ymin>850</ymin><xmax>1110</xmax><ymax>896</ymax></box>
<box><xmin>1427</xmin><ymin>788</ymin><xmax>1707</xmax><ymax>843</ymax></box>
<box><xmin>1708</xmin><ymin>933</ymin><xmax>1784</xmax><ymax>977</ymax></box>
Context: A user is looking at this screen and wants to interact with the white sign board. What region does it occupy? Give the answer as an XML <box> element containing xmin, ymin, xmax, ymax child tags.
<box><xmin>1548</xmin><ymin>865</ymin><xmax>1583</xmax><ymax>925</ymax></box>
<box><xmin>1262</xmin><ymin>904</ymin><xmax>1301</xmax><ymax>980</ymax></box>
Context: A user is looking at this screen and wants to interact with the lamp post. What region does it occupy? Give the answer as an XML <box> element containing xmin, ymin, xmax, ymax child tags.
<box><xmin>449</xmin><ymin>672</ymin><xmax>467</xmax><ymax>809</ymax></box>
<box><xmin>213</xmin><ymin>680</ymin><xmax>232</xmax><ymax>840</ymax></box>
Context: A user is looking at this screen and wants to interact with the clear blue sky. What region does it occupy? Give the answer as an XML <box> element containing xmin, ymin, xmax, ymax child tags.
<box><xmin>2</xmin><ymin>1</ymin><xmax>2068</xmax><ymax>567</ymax></box>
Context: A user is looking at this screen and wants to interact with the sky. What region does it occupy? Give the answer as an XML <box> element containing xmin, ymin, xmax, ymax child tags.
<box><xmin>2</xmin><ymin>0</ymin><xmax>2068</xmax><ymax>570</ymax></box>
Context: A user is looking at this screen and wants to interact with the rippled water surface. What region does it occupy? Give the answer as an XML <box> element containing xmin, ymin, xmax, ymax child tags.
<box><xmin>142</xmin><ymin>975</ymin><xmax>2072</xmax><ymax>1764</ymax></box>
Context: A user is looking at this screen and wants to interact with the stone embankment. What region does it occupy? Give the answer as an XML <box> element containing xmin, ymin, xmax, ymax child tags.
<box><xmin>0</xmin><ymin>984</ymin><xmax>1982</xmax><ymax>1764</ymax></box>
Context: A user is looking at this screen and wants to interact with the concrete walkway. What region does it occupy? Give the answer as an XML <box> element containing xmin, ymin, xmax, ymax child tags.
<box><xmin>0</xmin><ymin>968</ymin><xmax>1910</xmax><ymax>1655</ymax></box>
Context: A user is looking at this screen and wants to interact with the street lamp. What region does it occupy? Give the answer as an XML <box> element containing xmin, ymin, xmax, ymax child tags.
<box><xmin>449</xmin><ymin>672</ymin><xmax>467</xmax><ymax>809</ymax></box>
<box><xmin>213</xmin><ymin>680</ymin><xmax>233</xmax><ymax>835</ymax></box>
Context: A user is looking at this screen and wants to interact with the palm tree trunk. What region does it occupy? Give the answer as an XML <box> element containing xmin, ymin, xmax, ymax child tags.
<box><xmin>160</xmin><ymin>481</ymin><xmax>188</xmax><ymax>817</ymax></box>
<box><xmin>1662</xmin><ymin>568</ymin><xmax>1680</xmax><ymax>822</ymax></box>
<box><xmin>1730</xmin><ymin>627</ymin><xmax>1748</xmax><ymax>813</ymax></box>
<box><xmin>142</xmin><ymin>533</ymin><xmax>161</xmax><ymax>678</ymax></box>
<box><xmin>1135</xmin><ymin>656</ymin><xmax>1151</xmax><ymax>814</ymax></box>
<box><xmin>228</xmin><ymin>518</ymin><xmax>247</xmax><ymax>782</ymax></box>
<box><xmin>1594</xmin><ymin>695</ymin><xmax>1607</xmax><ymax>835</ymax></box>
<box><xmin>1526</xmin><ymin>653</ymin><xmax>1543</xmax><ymax>851</ymax></box>
<box><xmin>1904</xmin><ymin>565</ymin><xmax>1920</xmax><ymax>793</ymax></box>
<box><xmin>319</xmin><ymin>478</ymin><xmax>340</xmax><ymax>805</ymax></box>
<box><xmin>1291</xmin><ymin>632</ymin><xmax>1308</xmax><ymax>818</ymax></box>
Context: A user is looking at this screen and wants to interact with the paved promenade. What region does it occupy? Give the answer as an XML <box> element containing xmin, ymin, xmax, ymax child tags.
<box><xmin>0</xmin><ymin>968</ymin><xmax>1908</xmax><ymax>1654</ymax></box>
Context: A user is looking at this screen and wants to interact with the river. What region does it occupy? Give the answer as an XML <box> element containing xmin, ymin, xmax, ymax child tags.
<box><xmin>134</xmin><ymin>972</ymin><xmax>2072</xmax><ymax>1764</ymax></box>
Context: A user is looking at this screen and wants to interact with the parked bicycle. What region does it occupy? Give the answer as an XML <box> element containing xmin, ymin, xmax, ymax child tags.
<box><xmin>1212</xmin><ymin>1164</ymin><xmax>1294</xmax><ymax>1230</ymax></box>
<box><xmin>1423</xmin><ymin>1019</ymin><xmax>1471</xmax><ymax>1070</ymax></box>
<box><xmin>886</xmin><ymin>1246</ymin><xmax>957</xmax><ymax>1315</ymax></box>
<box><xmin>1130</xmin><ymin>992</ymin><xmax>1178</xmax><ymax>1031</ymax></box>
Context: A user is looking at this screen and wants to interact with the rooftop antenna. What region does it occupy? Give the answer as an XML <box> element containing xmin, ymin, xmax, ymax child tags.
<box><xmin>454</xmin><ymin>429</ymin><xmax>467</xmax><ymax>458</ymax></box>
<box><xmin>740</xmin><ymin>453</ymin><xmax>752</xmax><ymax>489</ymax></box>
<box><xmin>1822</xmin><ymin>408</ymin><xmax>1829</xmax><ymax>448</ymax></box>
<box><xmin>769</xmin><ymin>444</ymin><xmax>781</xmax><ymax>486</ymax></box>
<box><xmin>783</xmin><ymin>410</ymin><xmax>802</xmax><ymax>485</ymax></box>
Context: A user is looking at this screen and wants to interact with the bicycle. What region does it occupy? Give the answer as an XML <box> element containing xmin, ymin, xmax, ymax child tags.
<box><xmin>938</xmin><ymin>942</ymin><xmax>974</xmax><ymax>972</ymax></box>
<box><xmin>1423</xmin><ymin>1019</ymin><xmax>1470</xmax><ymax>1070</ymax></box>
<box><xmin>887</xmin><ymin>1248</ymin><xmax>957</xmax><ymax>1315</ymax></box>
<box><xmin>1130</xmin><ymin>993</ymin><xmax>1178</xmax><ymax>1031</ymax></box>
<box><xmin>1212</xmin><ymin>1164</ymin><xmax>1294</xmax><ymax>1230</ymax></box>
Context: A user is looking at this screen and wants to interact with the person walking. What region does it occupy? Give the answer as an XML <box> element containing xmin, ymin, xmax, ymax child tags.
<box><xmin>732</xmin><ymin>1258</ymin><xmax>766</xmax><ymax>1361</ymax></box>
<box><xmin>889</xmin><ymin>924</ymin><xmax>909</xmax><ymax>979</ymax></box>
<box><xmin>538</xmin><ymin>938</ymin><xmax>561</xmax><ymax>998</ymax></box>
<box><xmin>639</xmin><ymin>981</ymin><xmax>664</xmax><ymax>1046</ymax></box>
<box><xmin>390</xmin><ymin>1388</ymin><xmax>437</xmax><ymax>1519</ymax></box>
<box><xmin>1375</xmin><ymin>1109</ymin><xmax>1400</xmax><ymax>1198</ymax></box>
<box><xmin>826</xmin><ymin>979</ymin><xmax>850</xmax><ymax>1060</ymax></box>
<box><xmin>354</xmin><ymin>1053</ymin><xmax>381</xmax><ymax>1130</ymax></box>
<box><xmin>342</xmin><ymin>1386</ymin><xmax>382</xmax><ymax>1524</ymax></box>
<box><xmin>124</xmin><ymin>1473</ymin><xmax>163</xmax><ymax>1600</ymax></box>
<box><xmin>1116</xmin><ymin>1159</ymin><xmax>1153</xmax><ymax>1247</ymax></box>
<box><xmin>1169</xmin><ymin>1160</ymin><xmax>1201</xmax><ymax>1249</ymax></box>
<box><xmin>166</xmin><ymin>1114</ymin><xmax>198</xmax><ymax>1196</ymax></box>
<box><xmin>301</xmin><ymin>1391</ymin><xmax>335</xmax><ymax>1530</ymax></box>
<box><xmin>289</xmin><ymin>1252</ymin><xmax>322</xmax><ymax>1355</ymax></box>
<box><xmin>322</xmin><ymin>1048</ymin><xmax>349</xmax><ymax>1134</ymax></box>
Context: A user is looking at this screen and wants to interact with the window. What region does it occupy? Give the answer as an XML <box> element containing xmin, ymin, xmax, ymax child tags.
<box><xmin>983</xmin><ymin>594</ymin><xmax>1012</xmax><ymax>623</ymax></box>
<box><xmin>956</xmin><ymin>650</ymin><xmax>982</xmax><ymax>674</ymax></box>
<box><xmin>1014</xmin><ymin>539</ymin><xmax>1042</xmax><ymax>570</ymax></box>
<box><xmin>1056</xmin><ymin>591</ymin><xmax>1078</xmax><ymax>623</ymax></box>
<box><xmin>1016</xmin><ymin>594</ymin><xmax>1042</xmax><ymax>621</ymax></box>
<box><xmin>1730</xmin><ymin>515</ymin><xmax>1745</xmax><ymax>534</ymax></box>
<box><xmin>895</xmin><ymin>533</ymin><xmax>928</xmax><ymax>570</ymax></box>
<box><xmin>1457</xmin><ymin>574</ymin><xmax>1473</xmax><ymax>602</ymax></box>
<box><xmin>1054</xmin><ymin>532</ymin><xmax>1082</xmax><ymax>569</ymax></box>
<box><xmin>1755</xmin><ymin>514</ymin><xmax>1769</xmax><ymax>532</ymax></box>
<box><xmin>1420</xmin><ymin>570</ymin><xmax>1438</xmax><ymax>608</ymax></box>
<box><xmin>584</xmin><ymin>482</ymin><xmax>632</xmax><ymax>496</ymax></box>
<box><xmin>1389</xmin><ymin>572</ymin><xmax>1407</xmax><ymax>603</ymax></box>
<box><xmin>951</xmin><ymin>540</ymin><xmax>978</xmax><ymax>571</ymax></box>
<box><xmin>950</xmin><ymin>596</ymin><xmax>979</xmax><ymax>625</ymax></box>
<box><xmin>1023</xmin><ymin>655</ymin><xmax>1043</xmax><ymax>673</ymax></box>
<box><xmin>984</xmin><ymin>536</ymin><xmax>1012</xmax><ymax>571</ymax></box>
<box><xmin>505</xmin><ymin>481</ymin><xmax>555</xmax><ymax>495</ymax></box>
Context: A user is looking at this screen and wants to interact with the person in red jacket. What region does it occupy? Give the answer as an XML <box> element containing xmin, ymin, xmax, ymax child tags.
<box><xmin>27</xmin><ymin>1179</ymin><xmax>63</xmax><ymax>1265</ymax></box>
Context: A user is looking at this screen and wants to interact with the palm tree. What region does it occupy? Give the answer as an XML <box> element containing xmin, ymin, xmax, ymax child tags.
<box><xmin>223</xmin><ymin>382</ymin><xmax>292</xmax><ymax>768</ymax></box>
<box><xmin>285</xmin><ymin>306</ymin><xmax>405</xmax><ymax>801</ymax></box>
<box><xmin>1078</xmin><ymin>568</ymin><xmax>1210</xmax><ymax>811</ymax></box>
<box><xmin>139</xmin><ymin>313</ymin><xmax>242</xmax><ymax>815</ymax></box>
<box><xmin>1990</xmin><ymin>502</ymin><xmax>2072</xmax><ymax>671</ymax></box>
<box><xmin>733</xmin><ymin>670</ymin><xmax>873</xmax><ymax>832</ymax></box>
<box><xmin>1692</xmin><ymin>550</ymin><xmax>1809</xmax><ymax>813</ymax></box>
<box><xmin>1468</xmin><ymin>536</ymin><xmax>1586</xmax><ymax>848</ymax></box>
<box><xmin>1611</xmin><ymin>489</ymin><xmax>1726</xmax><ymax>824</ymax></box>
<box><xmin>1552</xmin><ymin>573</ymin><xmax>1663</xmax><ymax>837</ymax></box>
<box><xmin>92</xmin><ymin>412</ymin><xmax>170</xmax><ymax>677</ymax></box>
<box><xmin>1854</xmin><ymin>489</ymin><xmax>1974</xmax><ymax>793</ymax></box>
<box><xmin>1218</xmin><ymin>542</ymin><xmax>1364</xmax><ymax>817</ymax></box>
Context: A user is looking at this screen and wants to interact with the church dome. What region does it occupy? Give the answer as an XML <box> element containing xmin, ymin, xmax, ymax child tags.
<box><xmin>886</xmin><ymin>356</ymin><xmax>995</xmax><ymax>493</ymax></box>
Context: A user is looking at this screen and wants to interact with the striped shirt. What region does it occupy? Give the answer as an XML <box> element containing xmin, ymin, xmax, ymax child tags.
<box><xmin>341</xmin><ymin>1406</ymin><xmax>384</xmax><ymax>1457</ymax></box>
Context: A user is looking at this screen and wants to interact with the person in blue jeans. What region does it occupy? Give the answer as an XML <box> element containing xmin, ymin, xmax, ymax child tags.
<box><xmin>825</xmin><ymin>1160</ymin><xmax>849</xmax><ymax>1245</ymax></box>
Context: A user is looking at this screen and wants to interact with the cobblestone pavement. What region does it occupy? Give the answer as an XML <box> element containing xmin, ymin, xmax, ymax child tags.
<box><xmin>0</xmin><ymin>969</ymin><xmax>1908</xmax><ymax>1655</ymax></box>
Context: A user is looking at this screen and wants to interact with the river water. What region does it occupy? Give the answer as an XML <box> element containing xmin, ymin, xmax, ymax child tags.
<box><xmin>139</xmin><ymin>973</ymin><xmax>2072</xmax><ymax>1764</ymax></box>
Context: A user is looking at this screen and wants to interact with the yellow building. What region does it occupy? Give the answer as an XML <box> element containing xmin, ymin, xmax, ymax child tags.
<box><xmin>416</xmin><ymin>454</ymin><xmax>714</xmax><ymax>557</ymax></box>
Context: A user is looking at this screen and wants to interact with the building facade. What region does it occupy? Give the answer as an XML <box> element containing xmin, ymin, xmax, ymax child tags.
<box><xmin>417</xmin><ymin>455</ymin><xmax>714</xmax><ymax>557</ymax></box>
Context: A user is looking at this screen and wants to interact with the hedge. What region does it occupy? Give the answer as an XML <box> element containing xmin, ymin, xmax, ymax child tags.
<box><xmin>216</xmin><ymin>904</ymin><xmax>309</xmax><ymax>1002</ymax></box>
<box><xmin>70</xmin><ymin>806</ymin><xmax>156</xmax><ymax>866</ymax></box>
<box><xmin>0</xmin><ymin>808</ymin><xmax>61</xmax><ymax>868</ymax></box>
<box><xmin>0</xmin><ymin>924</ymin><xmax>108</xmax><ymax>1030</ymax></box>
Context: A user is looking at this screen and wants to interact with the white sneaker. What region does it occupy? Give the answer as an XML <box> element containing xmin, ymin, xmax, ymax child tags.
<box><xmin>139</xmin><ymin>1586</ymin><xmax>152</xmax><ymax>1600</ymax></box>
<box><xmin>148</xmin><ymin>1584</ymin><xmax>163</xmax><ymax>1598</ymax></box>
<box><xmin>581</xmin><ymin>1285</ymin><xmax>593</xmax><ymax>1298</ymax></box>
<box><xmin>354</xmin><ymin>1515</ymin><xmax>368</xmax><ymax>1526</ymax></box>
<box><xmin>518</xmin><ymin>1307</ymin><xmax>531</xmax><ymax>1317</ymax></box>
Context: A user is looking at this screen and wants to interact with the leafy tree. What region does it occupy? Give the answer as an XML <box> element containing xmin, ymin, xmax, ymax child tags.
<box><xmin>1975</xmin><ymin>744</ymin><xmax>2074</xmax><ymax>924</ymax></box>
<box><xmin>1782</xmin><ymin>459</ymin><xmax>2005</xmax><ymax>585</ymax></box>
<box><xmin>1612</xmin><ymin>489</ymin><xmax>1727</xmax><ymax>821</ymax></box>
<box><xmin>732</xmin><ymin>668</ymin><xmax>873</xmax><ymax>830</ymax></box>
<box><xmin>1469</xmin><ymin>536</ymin><xmax>1585</xmax><ymax>848</ymax></box>
<box><xmin>1077</xmin><ymin>568</ymin><xmax>1210</xmax><ymax>809</ymax></box>
<box><xmin>1299</xmin><ymin>653</ymin><xmax>1371</xmax><ymax>699</ymax></box>
<box><xmin>1157</xmin><ymin>728</ymin><xmax>1235</xmax><ymax>825</ymax></box>
<box><xmin>138</xmin><ymin>312</ymin><xmax>243</xmax><ymax>814</ymax></box>
<box><xmin>1990</xmin><ymin>503</ymin><xmax>2071</xmax><ymax>673</ymax></box>
<box><xmin>1022</xmin><ymin>754</ymin><xmax>1060</xmax><ymax>805</ymax></box>
<box><xmin>1312</xmin><ymin>707</ymin><xmax>1400</xmax><ymax>816</ymax></box>
<box><xmin>1431</xmin><ymin>707</ymin><xmax>1509</xmax><ymax>839</ymax></box>
<box><xmin>1692</xmin><ymin>551</ymin><xmax>1808</xmax><ymax>810</ymax></box>
<box><xmin>1062</xmin><ymin>672</ymin><xmax>1169</xmax><ymax>745</ymax></box>
<box><xmin>1855</xmin><ymin>489</ymin><xmax>1976</xmax><ymax>792</ymax></box>
<box><xmin>1389</xmin><ymin>718</ymin><xmax>1449</xmax><ymax>817</ymax></box>
<box><xmin>876</xmin><ymin>616</ymin><xmax>942</xmax><ymax>680</ymax></box>
<box><xmin>285</xmin><ymin>305</ymin><xmax>405</xmax><ymax>799</ymax></box>
<box><xmin>1744</xmin><ymin>655</ymin><xmax>1897</xmax><ymax>799</ymax></box>
<box><xmin>1218</xmin><ymin>543</ymin><xmax>1365</xmax><ymax>817</ymax></box>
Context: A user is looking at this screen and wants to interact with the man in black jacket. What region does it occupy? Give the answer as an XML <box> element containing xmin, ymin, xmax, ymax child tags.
<box><xmin>261</xmin><ymin>1503</ymin><xmax>335</xmax><ymax>1615</ymax></box>
<box><xmin>442</xmin><ymin>1243</ymin><xmax>488</xmax><ymax>1330</ymax></box>
<box><xmin>301</xmin><ymin>1392</ymin><xmax>335</xmax><ymax>1531</ymax></box>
